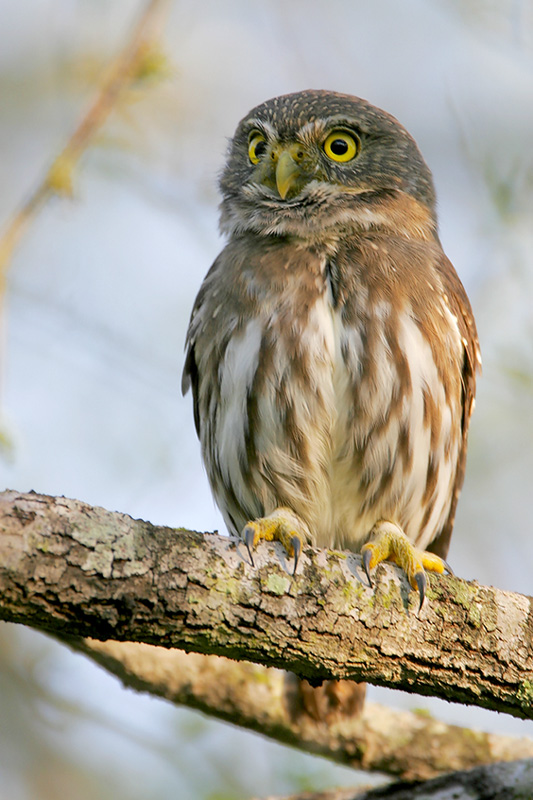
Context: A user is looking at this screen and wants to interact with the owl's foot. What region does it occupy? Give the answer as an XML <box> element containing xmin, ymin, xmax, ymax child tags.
<box><xmin>242</xmin><ymin>507</ymin><xmax>309</xmax><ymax>576</ymax></box>
<box><xmin>361</xmin><ymin>521</ymin><xmax>452</xmax><ymax>611</ymax></box>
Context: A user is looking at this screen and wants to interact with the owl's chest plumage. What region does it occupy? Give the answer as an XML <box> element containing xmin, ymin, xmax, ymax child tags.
<box><xmin>188</xmin><ymin>233</ymin><xmax>465</xmax><ymax>552</ymax></box>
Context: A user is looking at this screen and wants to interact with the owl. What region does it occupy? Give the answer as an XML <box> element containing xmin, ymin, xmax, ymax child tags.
<box><xmin>182</xmin><ymin>90</ymin><xmax>480</xmax><ymax>609</ymax></box>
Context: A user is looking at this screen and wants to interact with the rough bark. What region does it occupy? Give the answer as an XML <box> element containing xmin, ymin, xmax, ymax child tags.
<box><xmin>1</xmin><ymin>489</ymin><xmax>533</xmax><ymax>724</ymax></box>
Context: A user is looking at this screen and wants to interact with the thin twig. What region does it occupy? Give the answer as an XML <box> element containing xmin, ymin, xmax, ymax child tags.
<box><xmin>0</xmin><ymin>0</ymin><xmax>169</xmax><ymax>279</ymax></box>
<box><xmin>0</xmin><ymin>0</ymin><xmax>170</xmax><ymax>427</ymax></box>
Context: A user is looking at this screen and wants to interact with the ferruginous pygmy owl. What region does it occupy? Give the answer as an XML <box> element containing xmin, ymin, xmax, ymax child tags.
<box><xmin>182</xmin><ymin>90</ymin><xmax>480</xmax><ymax>610</ymax></box>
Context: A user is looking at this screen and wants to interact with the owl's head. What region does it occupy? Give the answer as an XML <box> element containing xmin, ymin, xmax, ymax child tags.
<box><xmin>219</xmin><ymin>90</ymin><xmax>437</xmax><ymax>242</ymax></box>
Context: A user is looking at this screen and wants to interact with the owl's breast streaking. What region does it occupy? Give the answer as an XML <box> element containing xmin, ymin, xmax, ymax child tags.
<box><xmin>184</xmin><ymin>231</ymin><xmax>466</xmax><ymax>554</ymax></box>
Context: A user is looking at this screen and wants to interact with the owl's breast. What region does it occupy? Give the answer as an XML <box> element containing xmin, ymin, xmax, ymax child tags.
<box><xmin>209</xmin><ymin>252</ymin><xmax>365</xmax><ymax>542</ymax></box>
<box><xmin>198</xmin><ymin>238</ymin><xmax>464</xmax><ymax>554</ymax></box>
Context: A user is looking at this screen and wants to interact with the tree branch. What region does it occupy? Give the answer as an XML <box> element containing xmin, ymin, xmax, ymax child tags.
<box><xmin>252</xmin><ymin>759</ymin><xmax>533</xmax><ymax>800</ymax></box>
<box><xmin>1</xmin><ymin>489</ymin><xmax>533</xmax><ymax>723</ymax></box>
<box><xmin>62</xmin><ymin>639</ymin><xmax>533</xmax><ymax>783</ymax></box>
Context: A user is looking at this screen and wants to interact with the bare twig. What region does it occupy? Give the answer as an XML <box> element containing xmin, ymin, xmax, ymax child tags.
<box><xmin>0</xmin><ymin>0</ymin><xmax>170</xmax><ymax>437</ymax></box>
<box><xmin>0</xmin><ymin>0</ymin><xmax>169</xmax><ymax>281</ymax></box>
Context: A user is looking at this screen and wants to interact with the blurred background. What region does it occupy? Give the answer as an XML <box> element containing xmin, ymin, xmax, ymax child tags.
<box><xmin>0</xmin><ymin>0</ymin><xmax>532</xmax><ymax>798</ymax></box>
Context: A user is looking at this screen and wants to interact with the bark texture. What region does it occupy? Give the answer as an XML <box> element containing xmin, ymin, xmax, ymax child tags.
<box><xmin>1</xmin><ymin>490</ymin><xmax>533</xmax><ymax>721</ymax></box>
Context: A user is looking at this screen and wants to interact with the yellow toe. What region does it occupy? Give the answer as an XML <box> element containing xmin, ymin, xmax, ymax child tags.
<box><xmin>361</xmin><ymin>521</ymin><xmax>449</xmax><ymax>608</ymax></box>
<box><xmin>241</xmin><ymin>507</ymin><xmax>308</xmax><ymax>574</ymax></box>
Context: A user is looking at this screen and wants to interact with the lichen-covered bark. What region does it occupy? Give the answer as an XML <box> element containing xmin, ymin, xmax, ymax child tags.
<box><xmin>1</xmin><ymin>490</ymin><xmax>533</xmax><ymax>719</ymax></box>
<box><xmin>68</xmin><ymin>640</ymin><xmax>533</xmax><ymax>782</ymax></box>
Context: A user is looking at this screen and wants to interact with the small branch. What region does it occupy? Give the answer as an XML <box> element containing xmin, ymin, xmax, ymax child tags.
<box><xmin>63</xmin><ymin>639</ymin><xmax>533</xmax><ymax>783</ymax></box>
<box><xmin>253</xmin><ymin>759</ymin><xmax>533</xmax><ymax>800</ymax></box>
<box><xmin>1</xmin><ymin>490</ymin><xmax>533</xmax><ymax>721</ymax></box>
<box><xmin>0</xmin><ymin>0</ymin><xmax>169</xmax><ymax>281</ymax></box>
<box><xmin>259</xmin><ymin>791</ymin><xmax>369</xmax><ymax>800</ymax></box>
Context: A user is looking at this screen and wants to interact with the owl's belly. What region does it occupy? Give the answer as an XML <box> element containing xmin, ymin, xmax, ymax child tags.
<box><xmin>214</xmin><ymin>291</ymin><xmax>461</xmax><ymax>553</ymax></box>
<box><xmin>279</xmin><ymin>292</ymin><xmax>383</xmax><ymax>551</ymax></box>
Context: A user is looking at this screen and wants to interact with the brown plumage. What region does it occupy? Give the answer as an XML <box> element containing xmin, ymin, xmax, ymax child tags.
<box><xmin>183</xmin><ymin>89</ymin><xmax>480</xmax><ymax>589</ymax></box>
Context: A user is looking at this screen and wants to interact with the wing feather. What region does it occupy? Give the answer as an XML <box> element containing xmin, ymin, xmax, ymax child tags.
<box><xmin>427</xmin><ymin>255</ymin><xmax>480</xmax><ymax>559</ymax></box>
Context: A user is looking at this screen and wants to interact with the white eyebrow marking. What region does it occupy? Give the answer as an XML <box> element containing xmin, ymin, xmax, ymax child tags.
<box><xmin>245</xmin><ymin>119</ymin><xmax>278</xmax><ymax>140</ymax></box>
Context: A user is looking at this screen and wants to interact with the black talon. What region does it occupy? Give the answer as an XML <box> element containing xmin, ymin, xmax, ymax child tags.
<box><xmin>414</xmin><ymin>571</ymin><xmax>427</xmax><ymax>612</ymax></box>
<box><xmin>362</xmin><ymin>549</ymin><xmax>373</xmax><ymax>587</ymax></box>
<box><xmin>291</xmin><ymin>535</ymin><xmax>301</xmax><ymax>576</ymax></box>
<box><xmin>443</xmin><ymin>559</ymin><xmax>454</xmax><ymax>576</ymax></box>
<box><xmin>243</xmin><ymin>526</ymin><xmax>255</xmax><ymax>567</ymax></box>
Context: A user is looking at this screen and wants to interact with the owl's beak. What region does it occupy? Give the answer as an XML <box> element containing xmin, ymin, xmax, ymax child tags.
<box><xmin>275</xmin><ymin>148</ymin><xmax>304</xmax><ymax>200</ymax></box>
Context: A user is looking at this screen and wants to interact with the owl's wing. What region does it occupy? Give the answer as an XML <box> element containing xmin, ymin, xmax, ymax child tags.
<box><xmin>182</xmin><ymin>253</ymin><xmax>230</xmax><ymax>438</ymax></box>
<box><xmin>427</xmin><ymin>254</ymin><xmax>481</xmax><ymax>559</ymax></box>
<box><xmin>182</xmin><ymin>342</ymin><xmax>200</xmax><ymax>435</ymax></box>
<box><xmin>181</xmin><ymin>270</ymin><xmax>212</xmax><ymax>437</ymax></box>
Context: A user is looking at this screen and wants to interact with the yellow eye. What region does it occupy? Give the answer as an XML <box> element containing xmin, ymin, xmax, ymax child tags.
<box><xmin>248</xmin><ymin>131</ymin><xmax>267</xmax><ymax>164</ymax></box>
<box><xmin>323</xmin><ymin>130</ymin><xmax>359</xmax><ymax>162</ymax></box>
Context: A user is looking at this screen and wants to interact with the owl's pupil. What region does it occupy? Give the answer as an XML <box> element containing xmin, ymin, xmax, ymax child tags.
<box><xmin>330</xmin><ymin>139</ymin><xmax>348</xmax><ymax>156</ymax></box>
<box><xmin>255</xmin><ymin>140</ymin><xmax>267</xmax><ymax>158</ymax></box>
